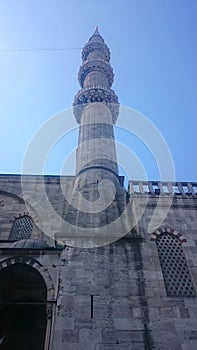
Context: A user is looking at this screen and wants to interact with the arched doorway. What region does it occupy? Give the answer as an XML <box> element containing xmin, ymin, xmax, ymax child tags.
<box><xmin>0</xmin><ymin>263</ymin><xmax>48</xmax><ymax>350</ymax></box>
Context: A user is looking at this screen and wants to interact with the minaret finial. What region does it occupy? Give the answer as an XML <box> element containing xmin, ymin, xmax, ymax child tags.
<box><xmin>93</xmin><ymin>26</ymin><xmax>100</xmax><ymax>36</ymax></box>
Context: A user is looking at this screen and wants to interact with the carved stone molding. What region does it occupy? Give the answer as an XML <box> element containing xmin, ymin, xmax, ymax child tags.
<box><xmin>151</xmin><ymin>227</ymin><xmax>187</xmax><ymax>243</ymax></box>
<box><xmin>73</xmin><ymin>87</ymin><xmax>119</xmax><ymax>124</ymax></box>
<box><xmin>0</xmin><ymin>256</ymin><xmax>55</xmax><ymax>301</ymax></box>
<box><xmin>78</xmin><ymin>60</ymin><xmax>114</xmax><ymax>88</ymax></box>
<box><xmin>82</xmin><ymin>42</ymin><xmax>110</xmax><ymax>62</ymax></box>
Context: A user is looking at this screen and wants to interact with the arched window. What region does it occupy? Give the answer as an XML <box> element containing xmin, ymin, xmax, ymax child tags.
<box><xmin>9</xmin><ymin>216</ymin><xmax>33</xmax><ymax>240</ymax></box>
<box><xmin>156</xmin><ymin>233</ymin><xmax>196</xmax><ymax>297</ymax></box>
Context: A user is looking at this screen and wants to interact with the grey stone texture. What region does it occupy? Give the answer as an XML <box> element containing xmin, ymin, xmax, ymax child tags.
<box><xmin>0</xmin><ymin>175</ymin><xmax>197</xmax><ymax>349</ymax></box>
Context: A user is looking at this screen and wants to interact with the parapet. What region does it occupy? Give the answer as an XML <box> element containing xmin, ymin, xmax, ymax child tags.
<box><xmin>128</xmin><ymin>180</ymin><xmax>197</xmax><ymax>196</ymax></box>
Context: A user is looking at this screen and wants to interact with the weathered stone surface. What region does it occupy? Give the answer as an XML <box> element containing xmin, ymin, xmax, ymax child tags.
<box><xmin>1</xmin><ymin>172</ymin><xmax>197</xmax><ymax>350</ymax></box>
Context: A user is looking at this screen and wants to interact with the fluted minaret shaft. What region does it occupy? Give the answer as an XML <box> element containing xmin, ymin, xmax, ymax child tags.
<box><xmin>73</xmin><ymin>28</ymin><xmax>120</xmax><ymax>192</ymax></box>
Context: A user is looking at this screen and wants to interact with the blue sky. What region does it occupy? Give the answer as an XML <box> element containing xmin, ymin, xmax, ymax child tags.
<box><xmin>0</xmin><ymin>0</ymin><xmax>196</xmax><ymax>182</ymax></box>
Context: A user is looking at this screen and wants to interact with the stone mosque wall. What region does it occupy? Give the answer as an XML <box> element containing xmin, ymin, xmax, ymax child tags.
<box><xmin>0</xmin><ymin>175</ymin><xmax>197</xmax><ymax>349</ymax></box>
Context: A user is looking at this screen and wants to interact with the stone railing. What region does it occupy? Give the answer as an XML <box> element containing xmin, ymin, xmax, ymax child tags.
<box><xmin>128</xmin><ymin>181</ymin><xmax>197</xmax><ymax>196</ymax></box>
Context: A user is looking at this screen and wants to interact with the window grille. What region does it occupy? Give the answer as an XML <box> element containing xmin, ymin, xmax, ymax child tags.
<box><xmin>9</xmin><ymin>216</ymin><xmax>33</xmax><ymax>240</ymax></box>
<box><xmin>156</xmin><ymin>233</ymin><xmax>196</xmax><ymax>297</ymax></box>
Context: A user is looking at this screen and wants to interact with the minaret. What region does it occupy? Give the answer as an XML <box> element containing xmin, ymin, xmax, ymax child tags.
<box><xmin>62</xmin><ymin>28</ymin><xmax>127</xmax><ymax>240</ymax></box>
<box><xmin>73</xmin><ymin>27</ymin><xmax>121</xmax><ymax>197</ymax></box>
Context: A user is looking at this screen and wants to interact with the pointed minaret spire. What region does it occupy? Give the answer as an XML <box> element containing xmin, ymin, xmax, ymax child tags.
<box><xmin>94</xmin><ymin>26</ymin><xmax>99</xmax><ymax>34</ymax></box>
<box><xmin>88</xmin><ymin>26</ymin><xmax>104</xmax><ymax>43</ymax></box>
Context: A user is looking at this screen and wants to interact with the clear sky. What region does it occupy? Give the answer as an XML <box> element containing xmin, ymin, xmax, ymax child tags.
<box><xmin>0</xmin><ymin>0</ymin><xmax>196</xmax><ymax>183</ymax></box>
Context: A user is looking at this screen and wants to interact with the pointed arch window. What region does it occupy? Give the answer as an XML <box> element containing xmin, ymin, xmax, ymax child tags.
<box><xmin>9</xmin><ymin>216</ymin><xmax>33</xmax><ymax>240</ymax></box>
<box><xmin>156</xmin><ymin>233</ymin><xmax>196</xmax><ymax>297</ymax></box>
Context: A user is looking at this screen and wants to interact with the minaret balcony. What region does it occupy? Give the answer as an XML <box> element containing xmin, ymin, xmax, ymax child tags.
<box><xmin>78</xmin><ymin>59</ymin><xmax>114</xmax><ymax>88</ymax></box>
<box><xmin>82</xmin><ymin>42</ymin><xmax>110</xmax><ymax>62</ymax></box>
<box><xmin>73</xmin><ymin>87</ymin><xmax>119</xmax><ymax>124</ymax></box>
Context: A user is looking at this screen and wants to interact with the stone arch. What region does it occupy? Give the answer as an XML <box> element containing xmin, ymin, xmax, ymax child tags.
<box><xmin>0</xmin><ymin>258</ymin><xmax>55</xmax><ymax>349</ymax></box>
<box><xmin>150</xmin><ymin>227</ymin><xmax>187</xmax><ymax>243</ymax></box>
<box><xmin>0</xmin><ymin>188</ymin><xmax>24</xmax><ymax>201</ymax></box>
<box><xmin>0</xmin><ymin>190</ymin><xmax>43</xmax><ymax>233</ymax></box>
<box><xmin>10</xmin><ymin>211</ymin><xmax>31</xmax><ymax>223</ymax></box>
<box><xmin>0</xmin><ymin>256</ymin><xmax>54</xmax><ymax>301</ymax></box>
